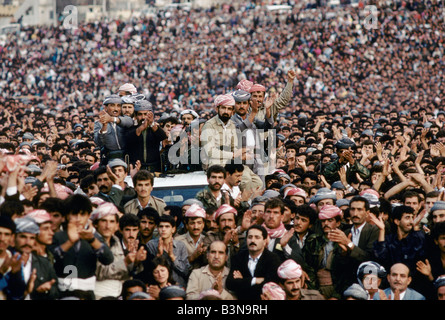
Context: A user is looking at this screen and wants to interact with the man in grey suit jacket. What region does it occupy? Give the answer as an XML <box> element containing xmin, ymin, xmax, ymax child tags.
<box><xmin>94</xmin><ymin>94</ymin><xmax>134</xmax><ymax>165</ymax></box>
<box><xmin>375</xmin><ymin>263</ymin><xmax>426</xmax><ymax>300</ymax></box>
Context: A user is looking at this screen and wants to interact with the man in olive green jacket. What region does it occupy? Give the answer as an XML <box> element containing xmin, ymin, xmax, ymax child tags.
<box><xmin>321</xmin><ymin>137</ymin><xmax>370</xmax><ymax>186</ymax></box>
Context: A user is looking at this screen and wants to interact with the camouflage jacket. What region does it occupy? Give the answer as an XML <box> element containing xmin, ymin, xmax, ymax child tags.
<box><xmin>321</xmin><ymin>159</ymin><xmax>370</xmax><ymax>185</ymax></box>
<box><xmin>302</xmin><ymin>232</ymin><xmax>343</xmax><ymax>300</ymax></box>
<box><xmin>195</xmin><ymin>186</ymin><xmax>232</xmax><ymax>213</ymax></box>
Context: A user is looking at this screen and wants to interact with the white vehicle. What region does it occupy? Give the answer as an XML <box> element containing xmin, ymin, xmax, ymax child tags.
<box><xmin>266</xmin><ymin>4</ymin><xmax>293</xmax><ymax>12</ymax></box>
<box><xmin>151</xmin><ymin>171</ymin><xmax>208</xmax><ymax>206</ymax></box>
<box><xmin>0</xmin><ymin>23</ymin><xmax>20</xmax><ymax>36</ymax></box>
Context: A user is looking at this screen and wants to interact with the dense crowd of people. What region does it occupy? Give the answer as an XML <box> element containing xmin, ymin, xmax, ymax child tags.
<box><xmin>1</xmin><ymin>0</ymin><xmax>445</xmax><ymax>301</ymax></box>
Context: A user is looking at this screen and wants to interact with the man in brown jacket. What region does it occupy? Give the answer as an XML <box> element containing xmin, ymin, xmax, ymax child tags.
<box><xmin>124</xmin><ymin>170</ymin><xmax>166</xmax><ymax>216</ymax></box>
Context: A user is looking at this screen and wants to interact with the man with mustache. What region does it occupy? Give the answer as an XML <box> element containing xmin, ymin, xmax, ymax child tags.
<box><xmin>92</xmin><ymin>203</ymin><xmax>146</xmax><ymax>300</ymax></box>
<box><xmin>124</xmin><ymin>169</ymin><xmax>166</xmax><ymax>216</ymax></box>
<box><xmin>235</xmin><ymin>69</ymin><xmax>296</xmax><ymax>123</ymax></box>
<box><xmin>230</xmin><ymin>89</ymin><xmax>271</xmax><ymax>190</ymax></box>
<box><xmin>186</xmin><ymin>240</ymin><xmax>235</xmax><ymax>300</ymax></box>
<box><xmin>124</xmin><ymin>100</ymin><xmax>168</xmax><ymax>173</ymax></box>
<box><xmin>94</xmin><ymin>95</ymin><xmax>134</xmax><ymax>166</ymax></box>
<box><xmin>200</xmin><ymin>94</ymin><xmax>244</xmax><ymax>170</ymax></box>
<box><xmin>202</xmin><ymin>204</ymin><xmax>247</xmax><ymax>269</ymax></box>
<box><xmin>118</xmin><ymin>214</ymin><xmax>144</xmax><ymax>256</ymax></box>
<box><xmin>226</xmin><ymin>224</ymin><xmax>281</xmax><ymax>300</ymax></box>
<box><xmin>0</xmin><ymin>216</ymin><xmax>26</xmax><ymax>300</ymax></box>
<box><xmin>12</xmin><ymin>216</ymin><xmax>59</xmax><ymax>300</ymax></box>
<box><xmin>196</xmin><ymin>165</ymin><xmax>232</xmax><ymax>213</ymax></box>
<box><xmin>375</xmin><ymin>263</ymin><xmax>426</xmax><ymax>300</ymax></box>
<box><xmin>371</xmin><ymin>204</ymin><xmax>429</xmax><ymax>298</ymax></box>
<box><xmin>279</xmin><ymin>204</ymin><xmax>318</xmax><ymax>267</ymax></box>
<box><xmin>260</xmin><ymin>197</ymin><xmax>288</xmax><ymax>262</ymax></box>
<box><xmin>26</xmin><ymin>210</ymin><xmax>55</xmax><ymax>263</ymax></box>
<box><xmin>175</xmin><ymin>204</ymin><xmax>207</xmax><ymax>270</ymax></box>
<box><xmin>326</xmin><ymin>196</ymin><xmax>380</xmax><ymax>297</ymax></box>
<box><xmin>92</xmin><ymin>165</ymin><xmax>124</xmax><ymax>207</ymax></box>
<box><xmin>277</xmin><ymin>259</ymin><xmax>325</xmax><ymax>300</ymax></box>
<box><xmin>303</xmin><ymin>204</ymin><xmax>346</xmax><ymax>299</ymax></box>
<box><xmin>137</xmin><ymin>207</ymin><xmax>160</xmax><ymax>246</ymax></box>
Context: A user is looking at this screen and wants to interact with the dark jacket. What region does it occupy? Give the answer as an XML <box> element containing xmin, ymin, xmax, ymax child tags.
<box><xmin>332</xmin><ymin>223</ymin><xmax>380</xmax><ymax>294</ymax></box>
<box><xmin>226</xmin><ymin>248</ymin><xmax>281</xmax><ymax>300</ymax></box>
<box><xmin>29</xmin><ymin>253</ymin><xmax>60</xmax><ymax>300</ymax></box>
<box><xmin>124</xmin><ymin>125</ymin><xmax>168</xmax><ymax>172</ymax></box>
<box><xmin>50</xmin><ymin>231</ymin><xmax>114</xmax><ymax>280</ymax></box>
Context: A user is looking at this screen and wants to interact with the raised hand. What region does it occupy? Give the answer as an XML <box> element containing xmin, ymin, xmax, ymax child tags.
<box><xmin>99</xmin><ymin>110</ymin><xmax>112</xmax><ymax>125</ymax></box>
<box><xmin>148</xmin><ymin>285</ymin><xmax>161</xmax><ymax>299</ymax></box>
<box><xmin>241</xmin><ymin>210</ymin><xmax>253</xmax><ymax>232</ymax></box>
<box><xmin>416</xmin><ymin>259</ymin><xmax>433</xmax><ymax>281</ymax></box>
<box><xmin>287</xmin><ymin>69</ymin><xmax>297</xmax><ymax>82</ymax></box>
<box><xmin>78</xmin><ymin>220</ymin><xmax>95</xmax><ymax>243</ymax></box>
<box><xmin>26</xmin><ymin>268</ymin><xmax>37</xmax><ymax>296</ymax></box>
<box><xmin>338</xmin><ymin>166</ymin><xmax>348</xmax><ymax>187</ymax></box>
<box><xmin>232</xmin><ymin>270</ymin><xmax>243</xmax><ymax>279</ymax></box>
<box><xmin>375</xmin><ymin>141</ymin><xmax>383</xmax><ymax>161</ymax></box>
<box><xmin>368</xmin><ymin>212</ymin><xmax>385</xmax><ymax>231</ymax></box>
<box><xmin>125</xmin><ymin>239</ymin><xmax>139</xmax><ymax>265</ymax></box>
<box><xmin>106</xmin><ymin>165</ymin><xmax>118</xmax><ymax>184</ymax></box>
<box><xmin>135</xmin><ymin>245</ymin><xmax>147</xmax><ymax>264</ymax></box>
<box><xmin>343</xmin><ymin>150</ymin><xmax>355</xmax><ymax>165</ymax></box>
<box><xmin>21</xmin><ymin>184</ymin><xmax>38</xmax><ymax>201</ymax></box>
<box><xmin>166</xmin><ymin>239</ymin><xmax>175</xmax><ymax>262</ymax></box>
<box><xmin>130</xmin><ymin>160</ymin><xmax>141</xmax><ymax>178</ymax></box>
<box><xmin>280</xmin><ymin>228</ymin><xmax>295</xmax><ymax>248</ymax></box>
<box><xmin>66</xmin><ymin>221</ymin><xmax>80</xmax><ymax>244</ymax></box>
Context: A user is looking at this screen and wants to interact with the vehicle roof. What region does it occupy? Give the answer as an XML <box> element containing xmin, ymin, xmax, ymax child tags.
<box><xmin>153</xmin><ymin>171</ymin><xmax>208</xmax><ymax>188</ymax></box>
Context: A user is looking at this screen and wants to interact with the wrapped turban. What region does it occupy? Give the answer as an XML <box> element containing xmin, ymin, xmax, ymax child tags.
<box><xmin>318</xmin><ymin>205</ymin><xmax>343</xmax><ymax>220</ymax></box>
<box><xmin>285</xmin><ymin>187</ymin><xmax>308</xmax><ymax>199</ymax></box>
<box><xmin>232</xmin><ymin>89</ymin><xmax>251</xmax><ymax>102</ymax></box>
<box><xmin>103</xmin><ymin>94</ymin><xmax>123</xmax><ymax>105</ymax></box>
<box><xmin>277</xmin><ymin>259</ymin><xmax>303</xmax><ymax>280</ymax></box>
<box><xmin>26</xmin><ymin>209</ymin><xmax>51</xmax><ymax>224</ymax></box>
<box><xmin>213</xmin><ymin>94</ymin><xmax>235</xmax><ymax>108</ymax></box>
<box><xmin>214</xmin><ymin>204</ymin><xmax>237</xmax><ymax>221</ymax></box>
<box><xmin>15</xmin><ymin>217</ymin><xmax>40</xmax><ymax>234</ymax></box>
<box><xmin>118</xmin><ymin>83</ymin><xmax>137</xmax><ymax>94</ymax></box>
<box><xmin>236</xmin><ymin>79</ymin><xmax>253</xmax><ymax>92</ymax></box>
<box><xmin>90</xmin><ymin>202</ymin><xmax>119</xmax><ymax>221</ymax></box>
<box><xmin>185</xmin><ymin>203</ymin><xmax>206</xmax><ymax>219</ymax></box>
<box><xmin>249</xmin><ymin>84</ymin><xmax>266</xmax><ymax>93</ymax></box>
<box><xmin>360</xmin><ymin>188</ymin><xmax>380</xmax><ymax>198</ymax></box>
<box><xmin>90</xmin><ymin>197</ymin><xmax>106</xmax><ymax>206</ymax></box>
<box><xmin>262</xmin><ymin>282</ymin><xmax>286</xmax><ymax>300</ymax></box>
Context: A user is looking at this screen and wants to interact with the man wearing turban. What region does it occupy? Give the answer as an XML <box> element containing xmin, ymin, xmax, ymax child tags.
<box><xmin>13</xmin><ymin>217</ymin><xmax>60</xmax><ymax>300</ymax></box>
<box><xmin>236</xmin><ymin>69</ymin><xmax>296</xmax><ymax>122</ymax></box>
<box><xmin>302</xmin><ymin>204</ymin><xmax>344</xmax><ymax>299</ymax></box>
<box><xmin>277</xmin><ymin>259</ymin><xmax>325</xmax><ymax>300</ymax></box>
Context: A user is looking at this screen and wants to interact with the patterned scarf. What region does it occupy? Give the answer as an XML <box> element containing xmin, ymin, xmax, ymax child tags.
<box><xmin>262</xmin><ymin>222</ymin><xmax>287</xmax><ymax>239</ymax></box>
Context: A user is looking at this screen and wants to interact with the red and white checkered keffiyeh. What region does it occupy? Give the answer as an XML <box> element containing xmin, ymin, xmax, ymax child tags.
<box><xmin>90</xmin><ymin>202</ymin><xmax>119</xmax><ymax>221</ymax></box>
<box><xmin>26</xmin><ymin>209</ymin><xmax>51</xmax><ymax>224</ymax></box>
<box><xmin>213</xmin><ymin>94</ymin><xmax>235</xmax><ymax>108</ymax></box>
<box><xmin>318</xmin><ymin>204</ymin><xmax>343</xmax><ymax>220</ymax></box>
<box><xmin>185</xmin><ymin>203</ymin><xmax>206</xmax><ymax>219</ymax></box>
